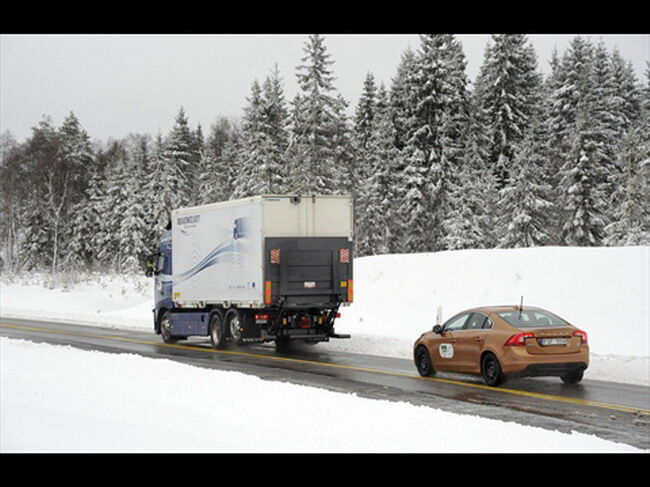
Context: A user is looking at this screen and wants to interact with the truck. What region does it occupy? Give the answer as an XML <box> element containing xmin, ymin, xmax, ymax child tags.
<box><xmin>148</xmin><ymin>194</ymin><xmax>354</xmax><ymax>351</ymax></box>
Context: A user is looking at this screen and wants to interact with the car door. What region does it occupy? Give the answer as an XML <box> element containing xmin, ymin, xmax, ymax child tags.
<box><xmin>452</xmin><ymin>312</ymin><xmax>491</xmax><ymax>373</ymax></box>
<box><xmin>432</xmin><ymin>312</ymin><xmax>470</xmax><ymax>372</ymax></box>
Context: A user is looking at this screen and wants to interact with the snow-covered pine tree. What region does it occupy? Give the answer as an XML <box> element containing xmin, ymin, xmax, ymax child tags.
<box><xmin>356</xmin><ymin>84</ymin><xmax>400</xmax><ymax>256</ymax></box>
<box><xmin>94</xmin><ymin>140</ymin><xmax>131</xmax><ymax>270</ymax></box>
<box><xmin>260</xmin><ymin>65</ymin><xmax>290</xmax><ymax>194</ymax></box>
<box><xmin>559</xmin><ymin>111</ymin><xmax>608</xmax><ymax>246</ymax></box>
<box><xmin>399</xmin><ymin>34</ymin><xmax>470</xmax><ymax>252</ymax></box>
<box><xmin>289</xmin><ymin>34</ymin><xmax>344</xmax><ymax>195</ymax></box>
<box><xmin>145</xmin><ymin>110</ymin><xmax>193</xmax><ymax>244</ymax></box>
<box><xmin>118</xmin><ymin>135</ymin><xmax>150</xmax><ymax>273</ymax></box>
<box><xmin>353</xmin><ymin>73</ymin><xmax>378</xmax><ymax>188</ymax></box>
<box><xmin>548</xmin><ymin>36</ymin><xmax>595</xmax><ymax>171</ymax></box>
<box><xmin>610</xmin><ymin>48</ymin><xmax>643</xmax><ymax>135</ymax></box>
<box><xmin>474</xmin><ymin>34</ymin><xmax>542</xmax><ymax>190</ymax></box>
<box><xmin>232</xmin><ymin>80</ymin><xmax>269</xmax><ymax>199</ymax></box>
<box><xmin>15</xmin><ymin>116</ymin><xmax>58</xmax><ymax>270</ymax></box>
<box><xmin>330</xmin><ymin>94</ymin><xmax>354</xmax><ymax>195</ymax></box>
<box><xmin>197</xmin><ymin>117</ymin><xmax>240</xmax><ymax>204</ymax></box>
<box><xmin>496</xmin><ymin>120</ymin><xmax>554</xmax><ymax>248</ymax></box>
<box><xmin>163</xmin><ymin>107</ymin><xmax>193</xmax><ymax>207</ymax></box>
<box><xmin>442</xmin><ymin>91</ymin><xmax>492</xmax><ymax>251</ymax></box>
<box><xmin>389</xmin><ymin>48</ymin><xmax>418</xmax><ymax>151</ymax></box>
<box><xmin>604</xmin><ymin>120</ymin><xmax>650</xmax><ymax>245</ymax></box>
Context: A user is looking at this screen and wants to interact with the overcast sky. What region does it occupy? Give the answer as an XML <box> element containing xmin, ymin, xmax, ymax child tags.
<box><xmin>1</xmin><ymin>34</ymin><xmax>648</xmax><ymax>143</ymax></box>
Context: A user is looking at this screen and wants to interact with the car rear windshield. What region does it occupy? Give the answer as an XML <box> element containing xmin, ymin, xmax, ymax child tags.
<box><xmin>497</xmin><ymin>310</ymin><xmax>570</xmax><ymax>328</ymax></box>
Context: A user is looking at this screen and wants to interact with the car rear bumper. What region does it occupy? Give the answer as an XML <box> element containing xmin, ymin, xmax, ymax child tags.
<box><xmin>512</xmin><ymin>361</ymin><xmax>588</xmax><ymax>379</ymax></box>
<box><xmin>500</xmin><ymin>346</ymin><xmax>589</xmax><ymax>376</ymax></box>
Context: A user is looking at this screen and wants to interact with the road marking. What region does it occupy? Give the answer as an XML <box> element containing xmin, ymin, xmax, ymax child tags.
<box><xmin>2</xmin><ymin>322</ymin><xmax>649</xmax><ymax>416</ymax></box>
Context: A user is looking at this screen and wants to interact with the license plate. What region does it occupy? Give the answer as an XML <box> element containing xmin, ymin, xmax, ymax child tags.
<box><xmin>304</xmin><ymin>281</ymin><xmax>316</xmax><ymax>288</ymax></box>
<box><xmin>540</xmin><ymin>338</ymin><xmax>567</xmax><ymax>346</ymax></box>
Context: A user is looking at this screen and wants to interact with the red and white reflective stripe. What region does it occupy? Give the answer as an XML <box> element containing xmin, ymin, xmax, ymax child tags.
<box><xmin>340</xmin><ymin>248</ymin><xmax>350</xmax><ymax>263</ymax></box>
<box><xmin>270</xmin><ymin>249</ymin><xmax>281</xmax><ymax>264</ymax></box>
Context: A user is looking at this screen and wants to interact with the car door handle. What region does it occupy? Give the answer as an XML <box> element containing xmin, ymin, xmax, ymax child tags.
<box><xmin>474</xmin><ymin>336</ymin><xmax>483</xmax><ymax>342</ymax></box>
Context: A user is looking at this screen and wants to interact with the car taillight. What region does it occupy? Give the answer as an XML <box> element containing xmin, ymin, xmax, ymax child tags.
<box><xmin>573</xmin><ymin>330</ymin><xmax>588</xmax><ymax>344</ymax></box>
<box><xmin>505</xmin><ymin>332</ymin><xmax>534</xmax><ymax>346</ymax></box>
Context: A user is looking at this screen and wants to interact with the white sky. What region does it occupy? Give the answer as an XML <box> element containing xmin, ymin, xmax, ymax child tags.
<box><xmin>1</xmin><ymin>34</ymin><xmax>648</xmax><ymax>143</ymax></box>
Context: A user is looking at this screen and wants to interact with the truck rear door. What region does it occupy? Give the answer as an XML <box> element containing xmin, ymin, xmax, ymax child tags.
<box><xmin>264</xmin><ymin>237</ymin><xmax>352</xmax><ymax>307</ymax></box>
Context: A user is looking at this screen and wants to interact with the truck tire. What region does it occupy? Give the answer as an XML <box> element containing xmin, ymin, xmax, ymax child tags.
<box><xmin>275</xmin><ymin>335</ymin><xmax>290</xmax><ymax>353</ymax></box>
<box><xmin>160</xmin><ymin>311</ymin><xmax>181</xmax><ymax>344</ymax></box>
<box><xmin>209</xmin><ymin>311</ymin><xmax>226</xmax><ymax>349</ymax></box>
<box><xmin>225</xmin><ymin>309</ymin><xmax>244</xmax><ymax>345</ymax></box>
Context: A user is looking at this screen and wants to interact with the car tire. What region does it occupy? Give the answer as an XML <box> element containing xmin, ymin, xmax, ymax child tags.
<box><xmin>415</xmin><ymin>345</ymin><xmax>435</xmax><ymax>377</ymax></box>
<box><xmin>481</xmin><ymin>353</ymin><xmax>506</xmax><ymax>386</ymax></box>
<box><xmin>561</xmin><ymin>370</ymin><xmax>584</xmax><ymax>385</ymax></box>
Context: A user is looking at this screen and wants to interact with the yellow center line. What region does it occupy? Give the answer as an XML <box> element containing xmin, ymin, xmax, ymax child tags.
<box><xmin>2</xmin><ymin>322</ymin><xmax>649</xmax><ymax>416</ymax></box>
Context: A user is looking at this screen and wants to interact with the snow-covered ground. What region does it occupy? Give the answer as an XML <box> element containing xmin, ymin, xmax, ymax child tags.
<box><xmin>1</xmin><ymin>246</ymin><xmax>648</xmax><ymax>452</ymax></box>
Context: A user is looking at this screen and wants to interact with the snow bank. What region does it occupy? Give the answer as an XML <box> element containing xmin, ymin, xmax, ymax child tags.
<box><xmin>1</xmin><ymin>337</ymin><xmax>641</xmax><ymax>453</ymax></box>
<box><xmin>1</xmin><ymin>246</ymin><xmax>648</xmax><ymax>385</ymax></box>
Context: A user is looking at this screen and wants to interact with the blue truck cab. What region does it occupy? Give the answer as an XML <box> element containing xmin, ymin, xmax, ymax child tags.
<box><xmin>152</xmin><ymin>229</ymin><xmax>172</xmax><ymax>334</ymax></box>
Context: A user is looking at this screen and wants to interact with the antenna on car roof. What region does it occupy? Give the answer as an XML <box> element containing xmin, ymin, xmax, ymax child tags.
<box><xmin>518</xmin><ymin>296</ymin><xmax>524</xmax><ymax>319</ymax></box>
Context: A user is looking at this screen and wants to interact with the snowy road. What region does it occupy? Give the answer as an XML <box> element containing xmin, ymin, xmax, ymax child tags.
<box><xmin>2</xmin><ymin>317</ymin><xmax>649</xmax><ymax>450</ymax></box>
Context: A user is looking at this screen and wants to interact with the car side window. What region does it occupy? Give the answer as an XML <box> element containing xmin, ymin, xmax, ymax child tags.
<box><xmin>443</xmin><ymin>313</ymin><xmax>470</xmax><ymax>332</ymax></box>
<box><xmin>465</xmin><ymin>312</ymin><xmax>486</xmax><ymax>330</ymax></box>
<box><xmin>482</xmin><ymin>316</ymin><xmax>493</xmax><ymax>330</ymax></box>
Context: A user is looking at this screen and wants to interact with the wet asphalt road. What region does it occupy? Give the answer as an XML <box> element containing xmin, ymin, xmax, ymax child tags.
<box><xmin>1</xmin><ymin>317</ymin><xmax>649</xmax><ymax>450</ymax></box>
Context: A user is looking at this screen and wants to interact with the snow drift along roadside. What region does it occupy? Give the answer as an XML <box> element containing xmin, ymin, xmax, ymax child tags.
<box><xmin>1</xmin><ymin>337</ymin><xmax>642</xmax><ymax>453</ymax></box>
<box><xmin>1</xmin><ymin>246</ymin><xmax>648</xmax><ymax>385</ymax></box>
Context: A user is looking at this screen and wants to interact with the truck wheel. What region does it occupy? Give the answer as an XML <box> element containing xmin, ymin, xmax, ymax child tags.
<box><xmin>226</xmin><ymin>309</ymin><xmax>244</xmax><ymax>345</ymax></box>
<box><xmin>160</xmin><ymin>311</ymin><xmax>179</xmax><ymax>344</ymax></box>
<box><xmin>275</xmin><ymin>336</ymin><xmax>290</xmax><ymax>353</ymax></box>
<box><xmin>209</xmin><ymin>311</ymin><xmax>226</xmax><ymax>349</ymax></box>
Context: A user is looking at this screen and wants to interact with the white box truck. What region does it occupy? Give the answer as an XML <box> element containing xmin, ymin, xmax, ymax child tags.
<box><xmin>149</xmin><ymin>195</ymin><xmax>353</xmax><ymax>350</ymax></box>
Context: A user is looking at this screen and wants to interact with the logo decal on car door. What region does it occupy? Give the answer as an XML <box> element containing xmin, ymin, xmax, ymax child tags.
<box><xmin>439</xmin><ymin>343</ymin><xmax>454</xmax><ymax>359</ymax></box>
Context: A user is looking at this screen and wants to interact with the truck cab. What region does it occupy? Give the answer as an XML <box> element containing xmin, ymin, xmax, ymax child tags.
<box><xmin>151</xmin><ymin>230</ymin><xmax>172</xmax><ymax>335</ymax></box>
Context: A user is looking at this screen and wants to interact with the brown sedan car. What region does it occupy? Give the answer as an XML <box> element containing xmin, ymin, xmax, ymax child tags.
<box><xmin>413</xmin><ymin>305</ymin><xmax>589</xmax><ymax>386</ymax></box>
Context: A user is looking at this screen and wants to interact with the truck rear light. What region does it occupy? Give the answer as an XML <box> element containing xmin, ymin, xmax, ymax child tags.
<box><xmin>340</xmin><ymin>249</ymin><xmax>350</xmax><ymax>263</ymax></box>
<box><xmin>270</xmin><ymin>249</ymin><xmax>280</xmax><ymax>264</ymax></box>
<box><xmin>347</xmin><ymin>279</ymin><xmax>353</xmax><ymax>302</ymax></box>
<box><xmin>336</xmin><ymin>312</ymin><xmax>341</xmax><ymax>318</ymax></box>
<box><xmin>299</xmin><ymin>316</ymin><xmax>311</xmax><ymax>328</ymax></box>
<box><xmin>504</xmin><ymin>332</ymin><xmax>534</xmax><ymax>346</ymax></box>
<box><xmin>573</xmin><ymin>330</ymin><xmax>588</xmax><ymax>344</ymax></box>
<box><xmin>264</xmin><ymin>281</ymin><xmax>272</xmax><ymax>304</ymax></box>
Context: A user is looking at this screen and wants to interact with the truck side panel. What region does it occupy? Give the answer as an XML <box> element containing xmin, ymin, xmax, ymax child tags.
<box><xmin>172</xmin><ymin>200</ymin><xmax>263</xmax><ymax>305</ymax></box>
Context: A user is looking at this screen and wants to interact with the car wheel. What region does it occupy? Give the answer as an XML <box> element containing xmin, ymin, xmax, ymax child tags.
<box><xmin>415</xmin><ymin>345</ymin><xmax>435</xmax><ymax>377</ymax></box>
<box><xmin>561</xmin><ymin>370</ymin><xmax>584</xmax><ymax>385</ymax></box>
<box><xmin>481</xmin><ymin>353</ymin><xmax>506</xmax><ymax>386</ymax></box>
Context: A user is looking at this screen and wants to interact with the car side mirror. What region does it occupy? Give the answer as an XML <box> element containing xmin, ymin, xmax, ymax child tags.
<box><xmin>433</xmin><ymin>325</ymin><xmax>442</xmax><ymax>334</ymax></box>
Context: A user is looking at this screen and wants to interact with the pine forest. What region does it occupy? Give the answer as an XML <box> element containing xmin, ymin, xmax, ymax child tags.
<box><xmin>1</xmin><ymin>34</ymin><xmax>649</xmax><ymax>278</ymax></box>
